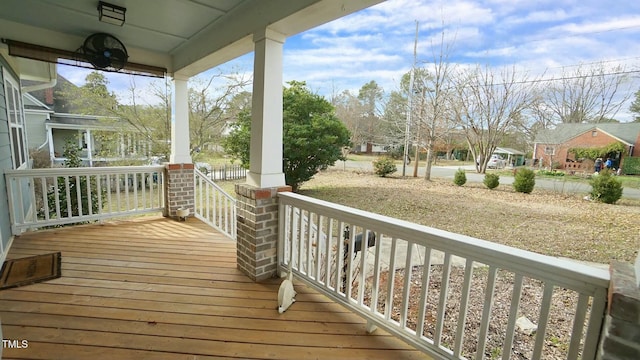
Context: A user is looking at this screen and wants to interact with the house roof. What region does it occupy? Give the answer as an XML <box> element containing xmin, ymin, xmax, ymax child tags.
<box><xmin>534</xmin><ymin>123</ymin><xmax>640</xmax><ymax>145</ymax></box>
<box><xmin>47</xmin><ymin>113</ymin><xmax>126</xmax><ymax>131</ymax></box>
<box><xmin>23</xmin><ymin>92</ymin><xmax>52</xmax><ymax>111</ymax></box>
<box><xmin>494</xmin><ymin>147</ymin><xmax>525</xmax><ymax>155</ymax></box>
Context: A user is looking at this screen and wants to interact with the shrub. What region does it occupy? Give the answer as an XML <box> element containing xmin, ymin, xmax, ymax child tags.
<box><xmin>45</xmin><ymin>139</ymin><xmax>105</xmax><ymax>221</ymax></box>
<box><xmin>513</xmin><ymin>168</ymin><xmax>535</xmax><ymax>193</ymax></box>
<box><xmin>453</xmin><ymin>168</ymin><xmax>467</xmax><ymax>186</ymax></box>
<box><xmin>483</xmin><ymin>173</ymin><xmax>500</xmax><ymax>189</ymax></box>
<box><xmin>373</xmin><ymin>157</ymin><xmax>397</xmax><ymax>177</ymax></box>
<box><xmin>589</xmin><ymin>170</ymin><xmax>623</xmax><ymax>204</ymax></box>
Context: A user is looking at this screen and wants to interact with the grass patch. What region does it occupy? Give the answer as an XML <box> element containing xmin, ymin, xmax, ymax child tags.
<box><xmin>299</xmin><ymin>169</ymin><xmax>639</xmax><ymax>264</ymax></box>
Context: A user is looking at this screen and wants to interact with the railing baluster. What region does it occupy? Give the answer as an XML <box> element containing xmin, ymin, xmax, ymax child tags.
<box><xmin>583</xmin><ymin>287</ymin><xmax>607</xmax><ymax>359</ymax></box>
<box><xmin>96</xmin><ymin>174</ymin><xmax>103</xmax><ymax>214</ymax></box>
<box><xmin>435</xmin><ymin>252</ymin><xmax>452</xmax><ymax>347</ymax></box>
<box><xmin>306</xmin><ymin>212</ymin><xmax>314</xmax><ymax>279</ymax></box>
<box><xmin>400</xmin><ymin>242</ymin><xmax>414</xmax><ymax>329</ymax></box>
<box><xmin>502</xmin><ymin>273</ymin><xmax>523</xmax><ymax>360</ymax></box>
<box><xmin>370</xmin><ymin>231</ymin><xmax>384</xmax><ymax>315</ymax></box>
<box><xmin>385</xmin><ymin>237</ymin><xmax>398</xmax><ymax>322</ymax></box>
<box><xmin>86</xmin><ymin>175</ymin><xmax>93</xmax><ymax>216</ymax></box>
<box><xmin>141</xmin><ymin>171</ymin><xmax>146</xmax><ymax>209</ymax></box>
<box><xmin>75</xmin><ymin>175</ymin><xmax>83</xmax><ymax>216</ymax></box>
<box><xmin>357</xmin><ymin>229</ymin><xmax>370</xmax><ymax>306</ymax></box>
<box><xmin>315</xmin><ymin>215</ymin><xmax>324</xmax><ymax>284</ymax></box>
<box><xmin>532</xmin><ymin>283</ymin><xmax>555</xmax><ymax>359</ymax></box>
<box><xmin>124</xmin><ymin>172</ymin><xmax>130</xmax><ymax>211</ymax></box>
<box><xmin>106</xmin><ymin>174</ymin><xmax>112</xmax><ymax>213</ymax></box>
<box><xmin>131</xmin><ymin>173</ymin><xmax>138</xmax><ymax>210</ymax></box>
<box><xmin>336</xmin><ymin>221</ymin><xmax>346</xmax><ymax>296</ymax></box>
<box><xmin>64</xmin><ymin>176</ymin><xmax>72</xmax><ymax>218</ymax></box>
<box><xmin>297</xmin><ymin>210</ymin><xmax>305</xmax><ymax>273</ymax></box>
<box><xmin>345</xmin><ymin>224</ymin><xmax>356</xmax><ymax>299</ymax></box>
<box><xmin>567</xmin><ymin>293</ymin><xmax>589</xmax><ymax>359</ymax></box>
<box><xmin>325</xmin><ymin>218</ymin><xmax>333</xmax><ymax>290</ymax></box>
<box><xmin>40</xmin><ymin>176</ymin><xmax>49</xmax><ymax>221</ymax></box>
<box><xmin>54</xmin><ymin>176</ymin><xmax>61</xmax><ymax>218</ymax></box>
<box><xmin>115</xmin><ymin>173</ymin><xmax>121</xmax><ymax>212</ymax></box>
<box><xmin>454</xmin><ymin>258</ymin><xmax>475</xmax><ymax>357</ymax></box>
<box><xmin>476</xmin><ymin>265</ymin><xmax>498</xmax><ymax>360</ymax></box>
<box><xmin>415</xmin><ymin>247</ymin><xmax>433</xmax><ymax>338</ymax></box>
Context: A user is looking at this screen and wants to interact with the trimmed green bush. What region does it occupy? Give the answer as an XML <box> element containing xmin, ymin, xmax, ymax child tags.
<box><xmin>373</xmin><ymin>157</ymin><xmax>397</xmax><ymax>177</ymax></box>
<box><xmin>453</xmin><ymin>168</ymin><xmax>467</xmax><ymax>186</ymax></box>
<box><xmin>589</xmin><ymin>170</ymin><xmax>623</xmax><ymax>204</ymax></box>
<box><xmin>513</xmin><ymin>168</ymin><xmax>535</xmax><ymax>194</ymax></box>
<box><xmin>483</xmin><ymin>173</ymin><xmax>500</xmax><ymax>189</ymax></box>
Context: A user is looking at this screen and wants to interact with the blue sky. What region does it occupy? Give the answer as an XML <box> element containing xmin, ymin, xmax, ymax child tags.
<box><xmin>59</xmin><ymin>0</ymin><xmax>640</xmax><ymax>120</ymax></box>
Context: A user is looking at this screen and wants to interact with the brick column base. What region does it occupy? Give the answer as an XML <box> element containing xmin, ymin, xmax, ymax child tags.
<box><xmin>164</xmin><ymin>163</ymin><xmax>194</xmax><ymax>219</ymax></box>
<box><xmin>235</xmin><ymin>183</ymin><xmax>291</xmax><ymax>282</ymax></box>
<box><xmin>598</xmin><ymin>258</ymin><xmax>640</xmax><ymax>360</ymax></box>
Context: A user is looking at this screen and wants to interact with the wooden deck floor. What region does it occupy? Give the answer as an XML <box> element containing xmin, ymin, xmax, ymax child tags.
<box><xmin>0</xmin><ymin>216</ymin><xmax>430</xmax><ymax>360</ymax></box>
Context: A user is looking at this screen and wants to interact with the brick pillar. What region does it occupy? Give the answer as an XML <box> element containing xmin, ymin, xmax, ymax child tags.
<box><xmin>235</xmin><ymin>183</ymin><xmax>291</xmax><ymax>281</ymax></box>
<box><xmin>598</xmin><ymin>256</ymin><xmax>640</xmax><ymax>360</ymax></box>
<box><xmin>164</xmin><ymin>163</ymin><xmax>194</xmax><ymax>218</ymax></box>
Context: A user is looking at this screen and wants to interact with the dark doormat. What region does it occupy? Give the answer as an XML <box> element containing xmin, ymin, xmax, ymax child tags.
<box><xmin>0</xmin><ymin>252</ymin><xmax>62</xmax><ymax>290</ymax></box>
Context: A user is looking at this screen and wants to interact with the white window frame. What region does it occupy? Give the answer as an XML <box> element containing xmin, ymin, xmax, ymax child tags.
<box><xmin>3</xmin><ymin>69</ymin><xmax>28</xmax><ymax>169</ymax></box>
<box><xmin>544</xmin><ymin>146</ymin><xmax>555</xmax><ymax>156</ymax></box>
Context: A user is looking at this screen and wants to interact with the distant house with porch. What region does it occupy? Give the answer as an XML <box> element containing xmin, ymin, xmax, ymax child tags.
<box><xmin>23</xmin><ymin>75</ymin><xmax>152</xmax><ymax>167</ymax></box>
<box><xmin>493</xmin><ymin>147</ymin><xmax>526</xmax><ymax>167</ymax></box>
<box><xmin>533</xmin><ymin>123</ymin><xmax>640</xmax><ymax>173</ymax></box>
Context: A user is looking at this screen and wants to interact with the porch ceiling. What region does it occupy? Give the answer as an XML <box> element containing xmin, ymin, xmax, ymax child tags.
<box><xmin>0</xmin><ymin>0</ymin><xmax>384</xmax><ymax>77</ymax></box>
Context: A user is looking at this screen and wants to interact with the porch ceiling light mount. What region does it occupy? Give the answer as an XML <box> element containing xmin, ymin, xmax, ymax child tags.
<box><xmin>98</xmin><ymin>1</ymin><xmax>126</xmax><ymax>26</ymax></box>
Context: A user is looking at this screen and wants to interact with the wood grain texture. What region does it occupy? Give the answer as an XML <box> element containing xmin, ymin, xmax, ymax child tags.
<box><xmin>0</xmin><ymin>216</ymin><xmax>431</xmax><ymax>360</ymax></box>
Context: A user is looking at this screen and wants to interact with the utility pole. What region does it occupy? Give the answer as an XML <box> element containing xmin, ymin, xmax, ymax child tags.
<box><xmin>402</xmin><ymin>21</ymin><xmax>419</xmax><ymax>177</ymax></box>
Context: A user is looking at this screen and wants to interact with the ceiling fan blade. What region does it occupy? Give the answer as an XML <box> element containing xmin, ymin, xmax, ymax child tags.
<box><xmin>108</xmin><ymin>48</ymin><xmax>128</xmax><ymax>70</ymax></box>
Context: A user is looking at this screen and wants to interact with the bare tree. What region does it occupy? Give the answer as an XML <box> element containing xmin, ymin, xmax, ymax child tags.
<box><xmin>333</xmin><ymin>90</ymin><xmax>365</xmax><ymax>150</ymax></box>
<box><xmin>451</xmin><ymin>65</ymin><xmax>536</xmax><ymax>173</ymax></box>
<box><xmin>418</xmin><ymin>28</ymin><xmax>457</xmax><ymax>180</ymax></box>
<box><xmin>544</xmin><ymin>63</ymin><xmax>632</xmax><ymax>124</ymax></box>
<box><xmin>188</xmin><ymin>71</ymin><xmax>251</xmax><ymax>159</ymax></box>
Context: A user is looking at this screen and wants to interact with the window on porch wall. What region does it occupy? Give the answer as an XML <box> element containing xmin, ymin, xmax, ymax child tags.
<box><xmin>4</xmin><ymin>69</ymin><xmax>28</xmax><ymax>169</ymax></box>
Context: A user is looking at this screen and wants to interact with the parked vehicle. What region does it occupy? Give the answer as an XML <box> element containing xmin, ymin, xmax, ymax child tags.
<box><xmin>487</xmin><ymin>155</ymin><xmax>506</xmax><ymax>169</ymax></box>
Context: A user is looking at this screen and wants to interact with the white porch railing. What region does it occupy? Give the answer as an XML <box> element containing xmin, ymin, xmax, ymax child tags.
<box><xmin>194</xmin><ymin>169</ymin><xmax>236</xmax><ymax>240</ymax></box>
<box><xmin>277</xmin><ymin>192</ymin><xmax>609</xmax><ymax>360</ymax></box>
<box><xmin>5</xmin><ymin>166</ymin><xmax>165</xmax><ymax>233</ymax></box>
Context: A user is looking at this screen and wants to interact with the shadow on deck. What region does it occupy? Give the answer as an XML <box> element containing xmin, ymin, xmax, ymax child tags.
<box><xmin>0</xmin><ymin>216</ymin><xmax>430</xmax><ymax>359</ymax></box>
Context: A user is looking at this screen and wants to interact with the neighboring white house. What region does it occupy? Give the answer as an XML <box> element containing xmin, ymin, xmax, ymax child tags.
<box><xmin>24</xmin><ymin>82</ymin><xmax>152</xmax><ymax>167</ymax></box>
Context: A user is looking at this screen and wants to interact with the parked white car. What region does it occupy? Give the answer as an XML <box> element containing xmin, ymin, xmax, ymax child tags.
<box><xmin>487</xmin><ymin>155</ymin><xmax>506</xmax><ymax>169</ymax></box>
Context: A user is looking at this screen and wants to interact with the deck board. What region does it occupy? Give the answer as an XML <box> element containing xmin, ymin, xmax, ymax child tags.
<box><xmin>0</xmin><ymin>216</ymin><xmax>431</xmax><ymax>359</ymax></box>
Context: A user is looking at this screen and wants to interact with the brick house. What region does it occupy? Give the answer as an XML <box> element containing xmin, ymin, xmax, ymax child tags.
<box><xmin>533</xmin><ymin>123</ymin><xmax>640</xmax><ymax>173</ymax></box>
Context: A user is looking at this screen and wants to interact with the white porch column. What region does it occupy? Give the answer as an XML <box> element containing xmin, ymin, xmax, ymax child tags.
<box><xmin>46</xmin><ymin>125</ymin><xmax>54</xmax><ymax>165</ymax></box>
<box><xmin>86</xmin><ymin>129</ymin><xmax>93</xmax><ymax>167</ymax></box>
<box><xmin>170</xmin><ymin>75</ymin><xmax>192</xmax><ymax>164</ymax></box>
<box><xmin>246</xmin><ymin>28</ymin><xmax>286</xmax><ymax>188</ymax></box>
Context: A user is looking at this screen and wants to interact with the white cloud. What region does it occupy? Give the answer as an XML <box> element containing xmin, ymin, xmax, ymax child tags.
<box><xmin>57</xmin><ymin>0</ymin><xmax>640</xmax><ymax>120</ymax></box>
